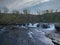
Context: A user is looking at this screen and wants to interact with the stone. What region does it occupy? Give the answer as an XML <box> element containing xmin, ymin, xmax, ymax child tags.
<box><xmin>28</xmin><ymin>29</ymin><xmax>54</xmax><ymax>45</ymax></box>
<box><xmin>47</xmin><ymin>32</ymin><xmax>60</xmax><ymax>45</ymax></box>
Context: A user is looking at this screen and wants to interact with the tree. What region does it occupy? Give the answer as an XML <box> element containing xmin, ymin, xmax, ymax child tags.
<box><xmin>55</xmin><ymin>9</ymin><xmax>58</xmax><ymax>13</ymax></box>
<box><xmin>0</xmin><ymin>9</ymin><xmax>1</xmax><ymax>13</ymax></box>
<box><xmin>2</xmin><ymin>7</ymin><xmax>9</xmax><ymax>13</ymax></box>
<box><xmin>50</xmin><ymin>10</ymin><xmax>53</xmax><ymax>13</ymax></box>
<box><xmin>23</xmin><ymin>9</ymin><xmax>30</xmax><ymax>15</ymax></box>
<box><xmin>12</xmin><ymin>10</ymin><xmax>19</xmax><ymax>14</ymax></box>
<box><xmin>45</xmin><ymin>10</ymin><xmax>49</xmax><ymax>13</ymax></box>
<box><xmin>37</xmin><ymin>10</ymin><xmax>41</xmax><ymax>15</ymax></box>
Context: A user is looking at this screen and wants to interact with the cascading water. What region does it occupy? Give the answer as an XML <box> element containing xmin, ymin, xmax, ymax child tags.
<box><xmin>28</xmin><ymin>23</ymin><xmax>56</xmax><ymax>39</ymax></box>
<box><xmin>28</xmin><ymin>23</ymin><xmax>39</xmax><ymax>27</ymax></box>
<box><xmin>28</xmin><ymin>26</ymin><xmax>55</xmax><ymax>45</ymax></box>
<box><xmin>0</xmin><ymin>23</ymin><xmax>56</xmax><ymax>45</ymax></box>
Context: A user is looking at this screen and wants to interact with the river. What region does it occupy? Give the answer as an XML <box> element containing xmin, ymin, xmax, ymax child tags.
<box><xmin>0</xmin><ymin>23</ymin><xmax>57</xmax><ymax>45</ymax></box>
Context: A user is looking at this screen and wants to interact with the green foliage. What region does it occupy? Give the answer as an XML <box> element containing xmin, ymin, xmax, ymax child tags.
<box><xmin>0</xmin><ymin>12</ymin><xmax>60</xmax><ymax>24</ymax></box>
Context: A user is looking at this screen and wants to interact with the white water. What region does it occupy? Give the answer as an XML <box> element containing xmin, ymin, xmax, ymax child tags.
<box><xmin>28</xmin><ymin>23</ymin><xmax>39</xmax><ymax>27</ymax></box>
<box><xmin>16</xmin><ymin>23</ymin><xmax>56</xmax><ymax>31</ymax></box>
<box><xmin>0</xmin><ymin>23</ymin><xmax>56</xmax><ymax>36</ymax></box>
<box><xmin>28</xmin><ymin>23</ymin><xmax>56</xmax><ymax>39</ymax></box>
<box><xmin>27</xmin><ymin>23</ymin><xmax>56</xmax><ymax>31</ymax></box>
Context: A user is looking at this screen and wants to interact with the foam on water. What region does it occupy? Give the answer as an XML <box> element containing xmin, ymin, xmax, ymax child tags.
<box><xmin>28</xmin><ymin>23</ymin><xmax>56</xmax><ymax>39</ymax></box>
<box><xmin>16</xmin><ymin>23</ymin><xmax>56</xmax><ymax>31</ymax></box>
<box><xmin>28</xmin><ymin>32</ymin><xmax>33</xmax><ymax>39</ymax></box>
<box><xmin>28</xmin><ymin>23</ymin><xmax>39</xmax><ymax>27</ymax></box>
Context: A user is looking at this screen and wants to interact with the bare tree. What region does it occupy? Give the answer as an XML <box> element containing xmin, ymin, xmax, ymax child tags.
<box><xmin>37</xmin><ymin>10</ymin><xmax>41</xmax><ymax>15</ymax></box>
<box><xmin>12</xmin><ymin>10</ymin><xmax>19</xmax><ymax>14</ymax></box>
<box><xmin>23</xmin><ymin>9</ymin><xmax>30</xmax><ymax>15</ymax></box>
<box><xmin>48</xmin><ymin>9</ymin><xmax>53</xmax><ymax>13</ymax></box>
<box><xmin>2</xmin><ymin>7</ymin><xmax>9</xmax><ymax>13</ymax></box>
<box><xmin>55</xmin><ymin>9</ymin><xmax>58</xmax><ymax>13</ymax></box>
<box><xmin>0</xmin><ymin>9</ymin><xmax>1</xmax><ymax>13</ymax></box>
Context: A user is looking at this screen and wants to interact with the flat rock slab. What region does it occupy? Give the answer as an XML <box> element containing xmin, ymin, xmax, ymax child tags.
<box><xmin>47</xmin><ymin>32</ymin><xmax>60</xmax><ymax>45</ymax></box>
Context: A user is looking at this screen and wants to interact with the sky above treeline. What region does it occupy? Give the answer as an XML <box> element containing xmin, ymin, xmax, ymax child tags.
<box><xmin>0</xmin><ymin>0</ymin><xmax>60</xmax><ymax>14</ymax></box>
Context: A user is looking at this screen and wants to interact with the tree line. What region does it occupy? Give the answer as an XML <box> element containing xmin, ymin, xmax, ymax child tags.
<box><xmin>0</xmin><ymin>7</ymin><xmax>60</xmax><ymax>24</ymax></box>
<box><xmin>0</xmin><ymin>7</ymin><xmax>59</xmax><ymax>15</ymax></box>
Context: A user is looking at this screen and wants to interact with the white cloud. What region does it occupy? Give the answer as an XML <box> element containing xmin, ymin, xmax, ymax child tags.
<box><xmin>5</xmin><ymin>0</ymin><xmax>50</xmax><ymax>10</ymax></box>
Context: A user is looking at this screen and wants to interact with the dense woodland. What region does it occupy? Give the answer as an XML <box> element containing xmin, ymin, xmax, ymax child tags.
<box><xmin>0</xmin><ymin>7</ymin><xmax>60</xmax><ymax>24</ymax></box>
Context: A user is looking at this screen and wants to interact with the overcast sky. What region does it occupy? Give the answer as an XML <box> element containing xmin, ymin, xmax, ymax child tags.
<box><xmin>0</xmin><ymin>0</ymin><xmax>60</xmax><ymax>13</ymax></box>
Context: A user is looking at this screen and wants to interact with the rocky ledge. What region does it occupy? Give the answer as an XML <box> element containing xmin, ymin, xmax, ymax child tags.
<box><xmin>47</xmin><ymin>32</ymin><xmax>60</xmax><ymax>45</ymax></box>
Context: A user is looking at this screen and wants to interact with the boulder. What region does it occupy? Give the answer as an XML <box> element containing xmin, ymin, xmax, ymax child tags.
<box><xmin>55</xmin><ymin>24</ymin><xmax>60</xmax><ymax>31</ymax></box>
